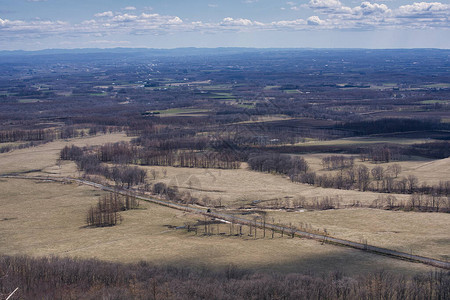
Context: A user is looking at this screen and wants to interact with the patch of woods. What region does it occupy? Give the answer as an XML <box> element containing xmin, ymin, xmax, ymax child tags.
<box><xmin>0</xmin><ymin>125</ymin><xmax>123</xmax><ymax>153</ymax></box>
<box><xmin>339</xmin><ymin>118</ymin><xmax>450</xmax><ymax>135</ymax></box>
<box><xmin>265</xmin><ymin>141</ymin><xmax>450</xmax><ymax>161</ymax></box>
<box><xmin>86</xmin><ymin>192</ymin><xmax>139</xmax><ymax>227</ymax></box>
<box><xmin>61</xmin><ymin>145</ymin><xmax>147</xmax><ymax>188</ymax></box>
<box><xmin>0</xmin><ymin>125</ymin><xmax>121</xmax><ymax>144</ymax></box>
<box><xmin>61</xmin><ymin>141</ymin><xmax>241</xmax><ymax>170</ymax></box>
<box><xmin>1</xmin><ymin>255</ymin><xmax>448</xmax><ymax>299</ymax></box>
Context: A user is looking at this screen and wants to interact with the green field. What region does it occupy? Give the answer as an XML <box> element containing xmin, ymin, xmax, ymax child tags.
<box><xmin>152</xmin><ymin>108</ymin><xmax>210</xmax><ymax>115</ymax></box>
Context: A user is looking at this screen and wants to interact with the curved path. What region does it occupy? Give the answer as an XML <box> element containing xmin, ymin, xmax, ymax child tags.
<box><xmin>2</xmin><ymin>174</ymin><xmax>449</xmax><ymax>270</ymax></box>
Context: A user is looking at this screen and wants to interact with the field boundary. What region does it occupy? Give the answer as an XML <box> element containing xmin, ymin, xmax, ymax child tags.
<box><xmin>2</xmin><ymin>174</ymin><xmax>449</xmax><ymax>270</ymax></box>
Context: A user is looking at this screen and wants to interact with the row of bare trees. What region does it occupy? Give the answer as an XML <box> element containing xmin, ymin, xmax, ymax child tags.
<box><xmin>322</xmin><ymin>155</ymin><xmax>354</xmax><ymax>170</ymax></box>
<box><xmin>256</xmin><ymin>196</ymin><xmax>342</xmax><ymax>210</ymax></box>
<box><xmin>290</xmin><ymin>163</ymin><xmax>449</xmax><ymax>197</ymax></box>
<box><xmin>0</xmin><ymin>125</ymin><xmax>113</xmax><ymax>143</ymax></box>
<box><xmin>360</xmin><ymin>146</ymin><xmax>401</xmax><ymax>163</ymax></box>
<box><xmin>96</xmin><ymin>141</ymin><xmax>242</xmax><ymax>169</ymax></box>
<box><xmin>140</xmin><ymin>150</ymin><xmax>241</xmax><ymax>169</ymax></box>
<box><xmin>372</xmin><ymin>194</ymin><xmax>450</xmax><ymax>212</ymax></box>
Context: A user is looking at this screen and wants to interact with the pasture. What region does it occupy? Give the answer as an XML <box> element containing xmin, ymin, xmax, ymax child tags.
<box><xmin>0</xmin><ymin>178</ymin><xmax>436</xmax><ymax>275</ymax></box>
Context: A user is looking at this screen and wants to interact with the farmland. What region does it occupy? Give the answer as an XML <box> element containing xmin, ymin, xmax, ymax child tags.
<box><xmin>0</xmin><ymin>48</ymin><xmax>449</xmax><ymax>298</ymax></box>
<box><xmin>0</xmin><ymin>178</ymin><xmax>436</xmax><ymax>275</ymax></box>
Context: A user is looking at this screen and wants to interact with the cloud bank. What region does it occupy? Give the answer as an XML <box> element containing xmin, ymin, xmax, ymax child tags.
<box><xmin>0</xmin><ymin>2</ymin><xmax>448</xmax><ymax>42</ymax></box>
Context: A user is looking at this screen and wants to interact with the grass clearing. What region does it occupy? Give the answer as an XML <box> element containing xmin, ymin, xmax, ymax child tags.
<box><xmin>142</xmin><ymin>165</ymin><xmax>412</xmax><ymax>207</ymax></box>
<box><xmin>0</xmin><ymin>133</ymin><xmax>132</xmax><ymax>175</ymax></box>
<box><xmin>421</xmin><ymin>83</ymin><xmax>450</xmax><ymax>89</ymax></box>
<box><xmin>17</xmin><ymin>99</ymin><xmax>41</xmax><ymax>103</ymax></box>
<box><xmin>265</xmin><ymin>208</ymin><xmax>450</xmax><ymax>261</ymax></box>
<box><xmin>420</xmin><ymin>100</ymin><xmax>450</xmax><ymax>104</ymax></box>
<box><xmin>291</xmin><ymin>136</ymin><xmax>437</xmax><ymax>147</ymax></box>
<box><xmin>200</xmin><ymin>84</ymin><xmax>232</xmax><ymax>90</ymax></box>
<box><xmin>283</xmin><ymin>89</ymin><xmax>300</xmax><ymax>94</ymax></box>
<box><xmin>301</xmin><ymin>152</ymin><xmax>450</xmax><ymax>185</ymax></box>
<box><xmin>0</xmin><ymin>178</ymin><xmax>435</xmax><ymax>275</ymax></box>
<box><xmin>152</xmin><ymin>108</ymin><xmax>210</xmax><ymax>116</ymax></box>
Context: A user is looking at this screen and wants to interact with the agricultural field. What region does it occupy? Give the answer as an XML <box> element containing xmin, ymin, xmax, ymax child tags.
<box><xmin>0</xmin><ymin>178</ymin><xmax>436</xmax><ymax>275</ymax></box>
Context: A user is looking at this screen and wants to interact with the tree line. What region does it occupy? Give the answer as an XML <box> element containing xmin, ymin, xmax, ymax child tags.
<box><xmin>95</xmin><ymin>141</ymin><xmax>242</xmax><ymax>169</ymax></box>
<box><xmin>372</xmin><ymin>194</ymin><xmax>450</xmax><ymax>213</ymax></box>
<box><xmin>1</xmin><ymin>255</ymin><xmax>448</xmax><ymax>299</ymax></box>
<box><xmin>61</xmin><ymin>145</ymin><xmax>147</xmax><ymax>188</ymax></box>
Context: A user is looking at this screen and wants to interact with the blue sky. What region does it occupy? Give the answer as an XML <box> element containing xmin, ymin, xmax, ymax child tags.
<box><xmin>0</xmin><ymin>0</ymin><xmax>449</xmax><ymax>50</ymax></box>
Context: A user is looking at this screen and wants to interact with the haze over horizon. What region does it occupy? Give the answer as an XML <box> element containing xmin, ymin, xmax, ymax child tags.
<box><xmin>0</xmin><ymin>0</ymin><xmax>449</xmax><ymax>50</ymax></box>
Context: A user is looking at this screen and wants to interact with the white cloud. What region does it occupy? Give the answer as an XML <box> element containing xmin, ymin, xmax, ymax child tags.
<box><xmin>221</xmin><ymin>17</ymin><xmax>255</xmax><ymax>26</ymax></box>
<box><xmin>392</xmin><ymin>2</ymin><xmax>449</xmax><ymax>28</ymax></box>
<box><xmin>307</xmin><ymin>15</ymin><xmax>325</xmax><ymax>25</ymax></box>
<box><xmin>95</xmin><ymin>11</ymin><xmax>114</xmax><ymax>18</ymax></box>
<box><xmin>112</xmin><ymin>14</ymin><xmax>138</xmax><ymax>22</ymax></box>
<box><xmin>141</xmin><ymin>13</ymin><xmax>160</xmax><ymax>19</ymax></box>
<box><xmin>124</xmin><ymin>6</ymin><xmax>137</xmax><ymax>11</ymax></box>
<box><xmin>308</xmin><ymin>0</ymin><xmax>352</xmax><ymax>14</ymax></box>
<box><xmin>1</xmin><ymin>2</ymin><xmax>449</xmax><ymax>42</ymax></box>
<box><xmin>167</xmin><ymin>17</ymin><xmax>183</xmax><ymax>25</ymax></box>
<box><xmin>396</xmin><ymin>2</ymin><xmax>449</xmax><ymax>18</ymax></box>
<box><xmin>354</xmin><ymin>2</ymin><xmax>390</xmax><ymax>16</ymax></box>
<box><xmin>272</xmin><ymin>19</ymin><xmax>307</xmax><ymax>27</ymax></box>
<box><xmin>309</xmin><ymin>0</ymin><xmax>342</xmax><ymax>9</ymax></box>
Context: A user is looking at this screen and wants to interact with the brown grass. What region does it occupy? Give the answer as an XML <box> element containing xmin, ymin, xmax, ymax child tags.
<box><xmin>264</xmin><ymin>208</ymin><xmax>450</xmax><ymax>261</ymax></box>
<box><xmin>303</xmin><ymin>152</ymin><xmax>450</xmax><ymax>185</ymax></box>
<box><xmin>142</xmin><ymin>165</ymin><xmax>411</xmax><ymax>207</ymax></box>
<box><xmin>0</xmin><ymin>133</ymin><xmax>132</xmax><ymax>176</ymax></box>
<box><xmin>0</xmin><ymin>133</ymin><xmax>447</xmax><ymax>275</ymax></box>
<box><xmin>0</xmin><ymin>178</ymin><xmax>435</xmax><ymax>275</ymax></box>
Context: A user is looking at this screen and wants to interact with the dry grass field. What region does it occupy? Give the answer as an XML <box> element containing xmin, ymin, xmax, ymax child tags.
<box><xmin>0</xmin><ymin>133</ymin><xmax>132</xmax><ymax>176</ymax></box>
<box><xmin>292</xmin><ymin>136</ymin><xmax>436</xmax><ymax>147</ymax></box>
<box><xmin>303</xmin><ymin>153</ymin><xmax>450</xmax><ymax>185</ymax></box>
<box><xmin>142</xmin><ymin>165</ymin><xmax>412</xmax><ymax>207</ymax></box>
<box><xmin>0</xmin><ymin>134</ymin><xmax>448</xmax><ymax>276</ymax></box>
<box><xmin>264</xmin><ymin>208</ymin><xmax>450</xmax><ymax>261</ymax></box>
<box><xmin>0</xmin><ymin>178</ymin><xmax>436</xmax><ymax>275</ymax></box>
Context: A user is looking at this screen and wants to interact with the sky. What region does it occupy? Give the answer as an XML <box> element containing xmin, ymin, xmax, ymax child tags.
<box><xmin>0</xmin><ymin>0</ymin><xmax>449</xmax><ymax>50</ymax></box>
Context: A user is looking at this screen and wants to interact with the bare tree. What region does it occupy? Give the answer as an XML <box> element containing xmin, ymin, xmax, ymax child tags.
<box><xmin>150</xmin><ymin>169</ymin><xmax>158</xmax><ymax>180</ymax></box>
<box><xmin>407</xmin><ymin>175</ymin><xmax>419</xmax><ymax>194</ymax></box>
<box><xmin>387</xmin><ymin>164</ymin><xmax>402</xmax><ymax>178</ymax></box>
<box><xmin>371</xmin><ymin>166</ymin><xmax>384</xmax><ymax>190</ymax></box>
<box><xmin>357</xmin><ymin>165</ymin><xmax>370</xmax><ymax>191</ymax></box>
